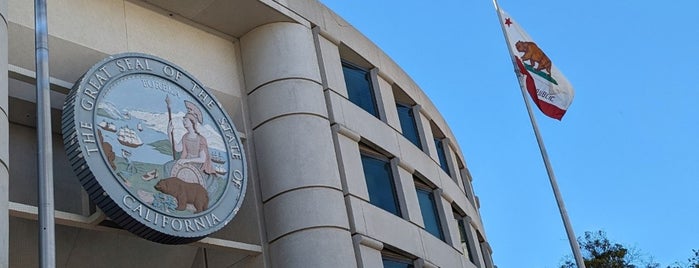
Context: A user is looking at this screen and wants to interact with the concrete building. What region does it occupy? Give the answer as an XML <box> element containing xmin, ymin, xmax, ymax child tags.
<box><xmin>0</xmin><ymin>0</ymin><xmax>494</xmax><ymax>267</ymax></box>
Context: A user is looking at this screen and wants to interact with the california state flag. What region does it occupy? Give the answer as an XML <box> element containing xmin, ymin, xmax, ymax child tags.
<box><xmin>500</xmin><ymin>9</ymin><xmax>574</xmax><ymax>120</ymax></box>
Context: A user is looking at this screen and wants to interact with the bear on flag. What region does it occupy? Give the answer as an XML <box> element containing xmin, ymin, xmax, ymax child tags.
<box><xmin>500</xmin><ymin>9</ymin><xmax>574</xmax><ymax>120</ymax></box>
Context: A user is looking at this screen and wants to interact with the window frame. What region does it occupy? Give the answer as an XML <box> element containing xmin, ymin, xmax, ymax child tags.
<box><xmin>414</xmin><ymin>179</ymin><xmax>445</xmax><ymax>241</ymax></box>
<box><xmin>396</xmin><ymin>102</ymin><xmax>423</xmax><ymax>150</ymax></box>
<box><xmin>433</xmin><ymin>137</ymin><xmax>452</xmax><ymax>177</ymax></box>
<box><xmin>342</xmin><ymin>60</ymin><xmax>381</xmax><ymax>119</ymax></box>
<box><xmin>381</xmin><ymin>248</ymin><xmax>415</xmax><ymax>268</ymax></box>
<box><xmin>452</xmin><ymin>208</ymin><xmax>480</xmax><ymax>267</ymax></box>
<box><xmin>360</xmin><ymin>147</ymin><xmax>403</xmax><ymax>217</ymax></box>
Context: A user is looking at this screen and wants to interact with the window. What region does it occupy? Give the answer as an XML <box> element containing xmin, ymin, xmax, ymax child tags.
<box><xmin>434</xmin><ymin>138</ymin><xmax>450</xmax><ymax>175</ymax></box>
<box><xmin>415</xmin><ymin>180</ymin><xmax>444</xmax><ymax>241</ymax></box>
<box><xmin>361</xmin><ymin>151</ymin><xmax>401</xmax><ymax>217</ymax></box>
<box><xmin>382</xmin><ymin>258</ymin><xmax>414</xmax><ymax>268</ymax></box>
<box><xmin>430</xmin><ymin>122</ymin><xmax>452</xmax><ymax>177</ymax></box>
<box><xmin>343</xmin><ymin>61</ymin><xmax>379</xmax><ymax>118</ymax></box>
<box><xmin>453</xmin><ymin>210</ymin><xmax>476</xmax><ymax>265</ymax></box>
<box><xmin>382</xmin><ymin>249</ymin><xmax>414</xmax><ymax>268</ymax></box>
<box><xmin>396</xmin><ymin>103</ymin><xmax>422</xmax><ymax>149</ymax></box>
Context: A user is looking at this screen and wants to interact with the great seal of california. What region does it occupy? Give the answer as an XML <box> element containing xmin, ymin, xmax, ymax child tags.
<box><xmin>62</xmin><ymin>53</ymin><xmax>247</xmax><ymax>244</ymax></box>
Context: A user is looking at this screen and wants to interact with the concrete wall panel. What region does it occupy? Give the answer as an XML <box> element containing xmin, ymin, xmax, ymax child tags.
<box><xmin>248</xmin><ymin>79</ymin><xmax>326</xmax><ymax>128</ymax></box>
<box><xmin>396</xmin><ymin>164</ymin><xmax>422</xmax><ymax>226</ymax></box>
<box><xmin>442</xmin><ymin>174</ymin><xmax>472</xmax><ymax>215</ymax></box>
<box><xmin>8</xmin><ymin>123</ymin><xmax>84</xmax><ymax>214</ymax></box>
<box><xmin>468</xmin><ymin>225</ymin><xmax>487</xmax><ymax>268</ymax></box>
<box><xmin>362</xmin><ymin>201</ymin><xmax>422</xmax><ymax>257</ymax></box>
<box><xmin>8</xmin><ymin>0</ymin><xmax>127</xmax><ymax>54</ymax></box>
<box><xmin>7</xmin><ymin>22</ymin><xmax>109</xmax><ymax>85</ymax></box>
<box><xmin>9</xmin><ymin>217</ymin><xmax>79</xmax><ymax>268</ymax></box>
<box><xmin>325</xmin><ymin>91</ymin><xmax>347</xmax><ymax>128</ymax></box>
<box><xmin>63</xmin><ymin>228</ymin><xmax>198</xmax><ymax>268</ymax></box>
<box><xmin>253</xmin><ymin>114</ymin><xmax>341</xmax><ymax>201</ymax></box>
<box><xmin>331</xmin><ymin>126</ymin><xmax>367</xmax><ymax>199</ymax></box>
<box><xmin>124</xmin><ymin>2</ymin><xmax>240</xmax><ymax>96</ymax></box>
<box><xmin>397</xmin><ymin>136</ymin><xmax>441</xmax><ymax>188</ymax></box>
<box><xmin>189</xmin><ymin>247</ymin><xmax>251</xmax><ymax>268</ymax></box>
<box><xmin>241</xmin><ymin>22</ymin><xmax>321</xmax><ymax>92</ymax></box>
<box><xmin>0</xmin><ymin>166</ymin><xmax>6</xmax><ymax>268</ymax></box>
<box><xmin>268</xmin><ymin>228</ymin><xmax>356</xmax><ymax>268</ymax></box>
<box><xmin>326</xmin><ymin>91</ymin><xmax>400</xmax><ymax>155</ymax></box>
<box><xmin>208</xmin><ymin>176</ymin><xmax>261</xmax><ymax>245</ymax></box>
<box><xmin>352</xmin><ymin>235</ymin><xmax>383</xmax><ymax>268</ymax></box>
<box><xmin>420</xmin><ymin>229</ymin><xmax>463</xmax><ymax>268</ymax></box>
<box><xmin>317</xmin><ymin>35</ymin><xmax>347</xmax><ymax>97</ymax></box>
<box><xmin>264</xmin><ymin>187</ymin><xmax>348</xmax><ymax>241</ymax></box>
<box><xmin>377</xmin><ymin>76</ymin><xmax>400</xmax><ymax>132</ymax></box>
<box><xmin>9</xmin><ymin>217</ymin><xmax>201</xmax><ymax>268</ymax></box>
<box><xmin>9</xmin><ymin>1</ymin><xmax>242</xmax><ymax>96</ymax></box>
<box><xmin>0</xmin><ymin>18</ymin><xmax>6</xmax><ymax>113</ymax></box>
<box><xmin>0</xmin><ymin>111</ymin><xmax>7</xmax><ymax>166</ymax></box>
<box><xmin>345</xmin><ymin>196</ymin><xmax>367</xmax><ymax>234</ymax></box>
<box><xmin>419</xmin><ymin>112</ymin><xmax>439</xmax><ymax>163</ymax></box>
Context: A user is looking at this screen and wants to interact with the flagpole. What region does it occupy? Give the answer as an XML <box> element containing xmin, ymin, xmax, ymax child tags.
<box><xmin>35</xmin><ymin>0</ymin><xmax>56</xmax><ymax>267</ymax></box>
<box><xmin>492</xmin><ymin>1</ymin><xmax>586</xmax><ymax>267</ymax></box>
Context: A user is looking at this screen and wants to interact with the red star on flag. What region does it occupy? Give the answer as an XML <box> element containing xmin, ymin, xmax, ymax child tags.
<box><xmin>505</xmin><ymin>18</ymin><xmax>512</xmax><ymax>27</ymax></box>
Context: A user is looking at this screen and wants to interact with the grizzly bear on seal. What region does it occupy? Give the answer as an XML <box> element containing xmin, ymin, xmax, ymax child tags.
<box><xmin>97</xmin><ymin>130</ymin><xmax>116</xmax><ymax>170</ymax></box>
<box><xmin>155</xmin><ymin>177</ymin><xmax>209</xmax><ymax>213</ymax></box>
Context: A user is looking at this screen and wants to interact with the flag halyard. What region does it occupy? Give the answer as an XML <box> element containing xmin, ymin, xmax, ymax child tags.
<box><xmin>500</xmin><ymin>9</ymin><xmax>574</xmax><ymax>120</ymax></box>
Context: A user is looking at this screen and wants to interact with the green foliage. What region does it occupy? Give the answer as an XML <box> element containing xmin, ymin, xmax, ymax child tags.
<box><xmin>560</xmin><ymin>231</ymin><xmax>659</xmax><ymax>268</ymax></box>
<box><xmin>666</xmin><ymin>249</ymin><xmax>699</xmax><ymax>268</ymax></box>
<box><xmin>560</xmin><ymin>231</ymin><xmax>697</xmax><ymax>268</ymax></box>
<box><xmin>580</xmin><ymin>231</ymin><xmax>630</xmax><ymax>267</ymax></box>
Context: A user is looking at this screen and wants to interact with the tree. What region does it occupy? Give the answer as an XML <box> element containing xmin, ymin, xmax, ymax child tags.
<box><xmin>559</xmin><ymin>231</ymin><xmax>697</xmax><ymax>268</ymax></box>
<box><xmin>667</xmin><ymin>249</ymin><xmax>699</xmax><ymax>268</ymax></box>
<box><xmin>559</xmin><ymin>230</ymin><xmax>658</xmax><ymax>268</ymax></box>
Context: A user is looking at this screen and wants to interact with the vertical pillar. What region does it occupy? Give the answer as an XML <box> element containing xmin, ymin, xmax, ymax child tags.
<box><xmin>241</xmin><ymin>22</ymin><xmax>357</xmax><ymax>268</ymax></box>
<box><xmin>0</xmin><ymin>0</ymin><xmax>9</xmax><ymax>266</ymax></box>
<box><xmin>465</xmin><ymin>216</ymin><xmax>484</xmax><ymax>268</ymax></box>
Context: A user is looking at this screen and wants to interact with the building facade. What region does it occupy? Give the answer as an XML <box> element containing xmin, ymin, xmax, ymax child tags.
<box><xmin>0</xmin><ymin>0</ymin><xmax>494</xmax><ymax>267</ymax></box>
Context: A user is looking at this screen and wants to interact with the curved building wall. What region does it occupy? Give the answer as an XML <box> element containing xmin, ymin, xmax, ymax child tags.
<box><xmin>0</xmin><ymin>0</ymin><xmax>493</xmax><ymax>267</ymax></box>
<box><xmin>240</xmin><ymin>22</ymin><xmax>356</xmax><ymax>267</ymax></box>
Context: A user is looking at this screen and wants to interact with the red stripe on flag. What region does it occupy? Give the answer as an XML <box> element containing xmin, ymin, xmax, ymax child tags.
<box><xmin>515</xmin><ymin>57</ymin><xmax>567</xmax><ymax>120</ymax></box>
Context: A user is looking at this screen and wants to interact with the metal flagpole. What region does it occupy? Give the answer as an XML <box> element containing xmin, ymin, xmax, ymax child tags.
<box><xmin>35</xmin><ymin>0</ymin><xmax>56</xmax><ymax>267</ymax></box>
<box><xmin>492</xmin><ymin>0</ymin><xmax>586</xmax><ymax>267</ymax></box>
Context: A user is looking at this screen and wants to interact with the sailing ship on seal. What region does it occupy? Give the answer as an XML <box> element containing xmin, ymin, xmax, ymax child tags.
<box><xmin>98</xmin><ymin>120</ymin><xmax>117</xmax><ymax>132</ymax></box>
<box><xmin>117</xmin><ymin>126</ymin><xmax>143</xmax><ymax>148</ymax></box>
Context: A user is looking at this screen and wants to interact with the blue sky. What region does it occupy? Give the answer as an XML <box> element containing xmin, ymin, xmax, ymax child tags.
<box><xmin>319</xmin><ymin>0</ymin><xmax>699</xmax><ymax>267</ymax></box>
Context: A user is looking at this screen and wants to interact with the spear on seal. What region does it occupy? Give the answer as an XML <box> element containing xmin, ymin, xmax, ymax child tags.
<box><xmin>165</xmin><ymin>95</ymin><xmax>176</xmax><ymax>160</ymax></box>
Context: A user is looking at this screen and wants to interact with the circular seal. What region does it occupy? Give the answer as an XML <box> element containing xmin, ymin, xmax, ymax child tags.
<box><xmin>62</xmin><ymin>53</ymin><xmax>247</xmax><ymax>244</ymax></box>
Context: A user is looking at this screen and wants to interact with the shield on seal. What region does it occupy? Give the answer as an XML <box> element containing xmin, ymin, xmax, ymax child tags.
<box><xmin>170</xmin><ymin>162</ymin><xmax>205</xmax><ymax>186</ymax></box>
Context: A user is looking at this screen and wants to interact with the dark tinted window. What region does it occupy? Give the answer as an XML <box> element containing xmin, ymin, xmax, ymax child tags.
<box><xmin>343</xmin><ymin>62</ymin><xmax>378</xmax><ymax>118</ymax></box>
<box><xmin>416</xmin><ymin>186</ymin><xmax>444</xmax><ymax>240</ymax></box>
<box><xmin>361</xmin><ymin>154</ymin><xmax>401</xmax><ymax>216</ymax></box>
<box><xmin>434</xmin><ymin>138</ymin><xmax>450</xmax><ymax>175</ymax></box>
<box><xmin>396</xmin><ymin>103</ymin><xmax>421</xmax><ymax>149</ymax></box>
<box><xmin>382</xmin><ymin>258</ymin><xmax>413</xmax><ymax>268</ymax></box>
